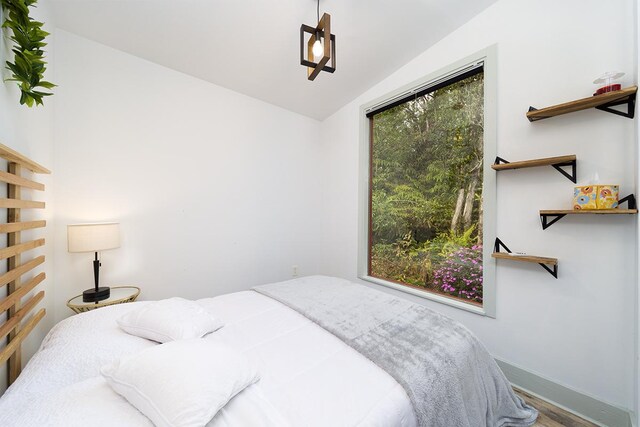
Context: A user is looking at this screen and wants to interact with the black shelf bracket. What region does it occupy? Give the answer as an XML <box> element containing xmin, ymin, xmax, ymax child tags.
<box><xmin>493</xmin><ymin>156</ymin><xmax>577</xmax><ymax>183</ymax></box>
<box><xmin>493</xmin><ymin>238</ymin><xmax>558</xmax><ymax>278</ymax></box>
<box><xmin>550</xmin><ymin>160</ymin><xmax>577</xmax><ymax>183</ymax></box>
<box><xmin>540</xmin><ymin>213</ymin><xmax>566</xmax><ymax>230</ymax></box>
<box><xmin>493</xmin><ymin>237</ymin><xmax>512</xmax><ymax>254</ymax></box>
<box><xmin>619</xmin><ymin>193</ymin><xmax>637</xmax><ymax>209</ymax></box>
<box><xmin>594</xmin><ymin>92</ymin><xmax>636</xmax><ymax>119</ymax></box>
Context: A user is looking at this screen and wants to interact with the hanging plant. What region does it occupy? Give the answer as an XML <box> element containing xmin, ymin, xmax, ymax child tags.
<box><xmin>1</xmin><ymin>0</ymin><xmax>54</xmax><ymax>107</ymax></box>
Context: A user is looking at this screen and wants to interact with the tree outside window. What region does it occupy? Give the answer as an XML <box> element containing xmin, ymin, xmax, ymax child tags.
<box><xmin>368</xmin><ymin>70</ymin><xmax>484</xmax><ymax>306</ymax></box>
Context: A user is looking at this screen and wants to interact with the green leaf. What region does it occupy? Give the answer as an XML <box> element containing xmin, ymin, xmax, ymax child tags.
<box><xmin>20</xmin><ymin>92</ymin><xmax>32</xmax><ymax>107</ymax></box>
<box><xmin>37</xmin><ymin>80</ymin><xmax>55</xmax><ymax>89</ymax></box>
<box><xmin>1</xmin><ymin>0</ymin><xmax>55</xmax><ymax>106</ymax></box>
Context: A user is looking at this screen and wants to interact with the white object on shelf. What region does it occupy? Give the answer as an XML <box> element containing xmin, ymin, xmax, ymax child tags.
<box><xmin>593</xmin><ymin>71</ymin><xmax>625</xmax><ymax>85</ymax></box>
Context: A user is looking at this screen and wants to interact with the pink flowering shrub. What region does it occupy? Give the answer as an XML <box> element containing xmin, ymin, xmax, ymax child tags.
<box><xmin>433</xmin><ymin>245</ymin><xmax>483</xmax><ymax>303</ymax></box>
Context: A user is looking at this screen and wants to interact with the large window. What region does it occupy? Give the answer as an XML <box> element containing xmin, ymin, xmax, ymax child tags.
<box><xmin>359</xmin><ymin>50</ymin><xmax>496</xmax><ymax>315</ymax></box>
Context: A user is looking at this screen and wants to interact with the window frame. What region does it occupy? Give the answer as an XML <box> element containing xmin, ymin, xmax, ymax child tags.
<box><xmin>357</xmin><ymin>46</ymin><xmax>497</xmax><ymax>318</ymax></box>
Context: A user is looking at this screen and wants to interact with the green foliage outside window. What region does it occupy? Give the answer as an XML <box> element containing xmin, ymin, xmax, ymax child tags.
<box><xmin>1</xmin><ymin>0</ymin><xmax>55</xmax><ymax>107</ymax></box>
<box><xmin>369</xmin><ymin>72</ymin><xmax>484</xmax><ymax>304</ymax></box>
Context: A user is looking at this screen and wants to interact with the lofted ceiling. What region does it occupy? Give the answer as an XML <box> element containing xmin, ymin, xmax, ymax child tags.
<box><xmin>50</xmin><ymin>0</ymin><xmax>498</xmax><ymax>120</ymax></box>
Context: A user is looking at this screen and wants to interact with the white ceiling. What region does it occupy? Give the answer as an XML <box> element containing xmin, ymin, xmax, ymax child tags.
<box><xmin>50</xmin><ymin>0</ymin><xmax>498</xmax><ymax>120</ymax></box>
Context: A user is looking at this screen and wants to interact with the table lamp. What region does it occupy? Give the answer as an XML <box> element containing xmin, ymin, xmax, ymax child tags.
<box><xmin>67</xmin><ymin>222</ymin><xmax>120</xmax><ymax>302</ymax></box>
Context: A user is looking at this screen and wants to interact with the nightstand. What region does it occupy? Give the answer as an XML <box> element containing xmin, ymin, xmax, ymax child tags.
<box><xmin>67</xmin><ymin>286</ymin><xmax>140</xmax><ymax>314</ymax></box>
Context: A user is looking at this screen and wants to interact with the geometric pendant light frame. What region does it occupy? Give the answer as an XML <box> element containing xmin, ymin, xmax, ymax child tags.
<box><xmin>300</xmin><ymin>13</ymin><xmax>336</xmax><ymax>81</ymax></box>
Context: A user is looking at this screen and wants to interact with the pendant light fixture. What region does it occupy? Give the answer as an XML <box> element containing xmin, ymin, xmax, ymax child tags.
<box><xmin>300</xmin><ymin>0</ymin><xmax>336</xmax><ymax>81</ymax></box>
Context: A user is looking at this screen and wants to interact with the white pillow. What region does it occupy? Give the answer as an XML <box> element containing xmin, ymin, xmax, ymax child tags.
<box><xmin>101</xmin><ymin>338</ymin><xmax>260</xmax><ymax>427</ymax></box>
<box><xmin>117</xmin><ymin>297</ymin><xmax>224</xmax><ymax>343</ymax></box>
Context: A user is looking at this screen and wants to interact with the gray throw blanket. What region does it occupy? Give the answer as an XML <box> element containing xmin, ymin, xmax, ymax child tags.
<box><xmin>253</xmin><ymin>276</ymin><xmax>537</xmax><ymax>427</ymax></box>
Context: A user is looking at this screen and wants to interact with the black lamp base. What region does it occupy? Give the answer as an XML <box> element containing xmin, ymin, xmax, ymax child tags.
<box><xmin>83</xmin><ymin>287</ymin><xmax>110</xmax><ymax>303</ymax></box>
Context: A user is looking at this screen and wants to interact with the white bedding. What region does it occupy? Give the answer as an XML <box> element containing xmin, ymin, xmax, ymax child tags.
<box><xmin>0</xmin><ymin>291</ymin><xmax>417</xmax><ymax>427</ymax></box>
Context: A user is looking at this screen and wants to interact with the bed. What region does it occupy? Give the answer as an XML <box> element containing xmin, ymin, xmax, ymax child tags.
<box><xmin>0</xmin><ymin>276</ymin><xmax>537</xmax><ymax>426</ymax></box>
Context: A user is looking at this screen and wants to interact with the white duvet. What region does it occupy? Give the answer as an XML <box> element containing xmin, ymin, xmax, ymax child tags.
<box><xmin>0</xmin><ymin>291</ymin><xmax>417</xmax><ymax>427</ymax></box>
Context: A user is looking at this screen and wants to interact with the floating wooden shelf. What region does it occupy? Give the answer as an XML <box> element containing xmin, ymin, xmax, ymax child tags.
<box><xmin>527</xmin><ymin>86</ymin><xmax>637</xmax><ymax>122</ymax></box>
<box><xmin>492</xmin><ymin>155</ymin><xmax>576</xmax><ymax>183</ymax></box>
<box><xmin>539</xmin><ymin>195</ymin><xmax>637</xmax><ymax>229</ymax></box>
<box><xmin>491</xmin><ymin>253</ymin><xmax>558</xmax><ymax>265</ymax></box>
<box><xmin>492</xmin><ymin>238</ymin><xmax>557</xmax><ymax>278</ymax></box>
<box><xmin>540</xmin><ymin>209</ymin><xmax>638</xmax><ymax>215</ymax></box>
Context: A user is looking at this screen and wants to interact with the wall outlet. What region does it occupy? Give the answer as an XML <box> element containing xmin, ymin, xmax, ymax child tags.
<box><xmin>292</xmin><ymin>265</ymin><xmax>299</xmax><ymax>278</ymax></box>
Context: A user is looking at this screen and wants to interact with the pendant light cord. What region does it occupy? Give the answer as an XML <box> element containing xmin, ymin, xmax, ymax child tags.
<box><xmin>317</xmin><ymin>0</ymin><xmax>320</xmax><ymax>23</ymax></box>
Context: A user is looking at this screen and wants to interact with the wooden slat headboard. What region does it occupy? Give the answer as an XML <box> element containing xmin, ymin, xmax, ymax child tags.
<box><xmin>0</xmin><ymin>143</ymin><xmax>49</xmax><ymax>387</ymax></box>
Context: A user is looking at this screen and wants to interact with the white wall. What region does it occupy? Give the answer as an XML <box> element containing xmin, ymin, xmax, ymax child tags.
<box><xmin>319</xmin><ymin>0</ymin><xmax>637</xmax><ymax>411</ymax></box>
<box><xmin>52</xmin><ymin>31</ymin><xmax>323</xmax><ymax>322</ymax></box>
<box><xmin>0</xmin><ymin>6</ymin><xmax>56</xmax><ymax>393</ymax></box>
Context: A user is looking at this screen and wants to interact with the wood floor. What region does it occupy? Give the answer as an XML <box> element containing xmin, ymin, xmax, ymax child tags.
<box><xmin>514</xmin><ymin>388</ymin><xmax>599</xmax><ymax>427</ymax></box>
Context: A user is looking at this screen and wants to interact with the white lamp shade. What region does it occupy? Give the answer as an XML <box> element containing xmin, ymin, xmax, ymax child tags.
<box><xmin>68</xmin><ymin>223</ymin><xmax>120</xmax><ymax>253</ymax></box>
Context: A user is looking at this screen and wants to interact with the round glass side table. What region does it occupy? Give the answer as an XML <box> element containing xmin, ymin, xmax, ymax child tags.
<box><xmin>67</xmin><ymin>286</ymin><xmax>140</xmax><ymax>314</ymax></box>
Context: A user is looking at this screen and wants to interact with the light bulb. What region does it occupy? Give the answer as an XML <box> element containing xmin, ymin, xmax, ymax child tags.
<box><xmin>312</xmin><ymin>39</ymin><xmax>324</xmax><ymax>60</ymax></box>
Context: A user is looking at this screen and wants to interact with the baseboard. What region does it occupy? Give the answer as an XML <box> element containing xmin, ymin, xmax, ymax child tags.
<box><xmin>495</xmin><ymin>358</ymin><xmax>631</xmax><ymax>427</ymax></box>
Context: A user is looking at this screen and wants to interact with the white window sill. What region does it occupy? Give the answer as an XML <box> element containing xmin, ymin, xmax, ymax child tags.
<box><xmin>360</xmin><ymin>275</ymin><xmax>488</xmax><ymax>317</ymax></box>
